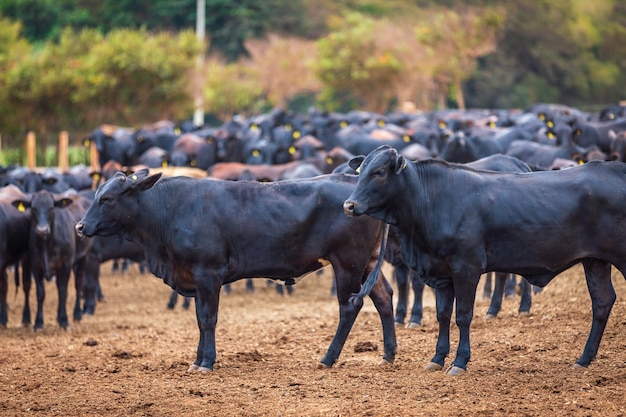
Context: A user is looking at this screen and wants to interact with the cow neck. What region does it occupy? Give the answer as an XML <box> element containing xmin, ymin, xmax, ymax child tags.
<box><xmin>131</xmin><ymin>180</ymin><xmax>172</xmax><ymax>246</ymax></box>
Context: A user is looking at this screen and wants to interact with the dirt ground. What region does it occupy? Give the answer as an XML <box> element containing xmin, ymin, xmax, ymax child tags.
<box><xmin>1</xmin><ymin>262</ymin><xmax>626</xmax><ymax>417</ymax></box>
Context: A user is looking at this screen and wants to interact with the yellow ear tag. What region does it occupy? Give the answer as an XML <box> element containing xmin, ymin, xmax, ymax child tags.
<box><xmin>252</xmin><ymin>150</ymin><xmax>260</xmax><ymax>157</ymax></box>
<box><xmin>538</xmin><ymin>113</ymin><xmax>546</xmax><ymax>121</ymax></box>
<box><xmin>190</xmin><ymin>160</ymin><xmax>196</xmax><ymax>167</ymax></box>
<box><xmin>17</xmin><ymin>202</ymin><xmax>26</xmax><ymax>212</ymax></box>
<box><xmin>401</xmin><ymin>159</ymin><xmax>407</xmax><ymax>170</ymax></box>
<box><xmin>438</xmin><ymin>121</ymin><xmax>446</xmax><ymax>128</ymax></box>
<box><xmin>575</xmin><ymin>128</ymin><xmax>582</xmax><ymax>136</ymax></box>
<box><xmin>93</xmin><ymin>173</ymin><xmax>101</xmax><ymax>181</ymax></box>
<box><xmin>340</xmin><ymin>121</ymin><xmax>348</xmax><ymax>128</ymax></box>
<box><xmin>488</xmin><ymin>121</ymin><xmax>496</xmax><ymax>128</ymax></box>
<box><xmin>251</xmin><ymin>124</ymin><xmax>258</xmax><ymax>131</ymax></box>
<box><xmin>83</xmin><ymin>139</ymin><xmax>90</xmax><ymax>147</ymax></box>
<box><xmin>578</xmin><ymin>159</ymin><xmax>584</xmax><ymax>165</ymax></box>
<box><xmin>207</xmin><ymin>137</ymin><xmax>214</xmax><ymax>144</ymax></box>
<box><xmin>547</xmin><ymin>131</ymin><xmax>555</xmax><ymax>140</ymax></box>
<box><xmin>137</xmin><ymin>136</ymin><xmax>144</xmax><ymax>143</ymax></box>
<box><xmin>403</xmin><ymin>135</ymin><xmax>410</xmax><ymax>142</ymax></box>
<box><xmin>285</xmin><ymin>123</ymin><xmax>292</xmax><ymax>131</ymax></box>
<box><xmin>609</xmin><ymin>114</ymin><xmax>615</xmax><ymax>120</ymax></box>
<box><xmin>326</xmin><ymin>156</ymin><xmax>333</xmax><ymax>165</ymax></box>
<box><xmin>289</xmin><ymin>146</ymin><xmax>296</xmax><ymax>155</ymax></box>
<box><xmin>131</xmin><ymin>174</ymin><xmax>138</xmax><ymax>180</ymax></box>
<box><xmin>377</xmin><ymin>120</ymin><xmax>386</xmax><ymax>127</ymax></box>
<box><xmin>546</xmin><ymin>120</ymin><xmax>554</xmax><ymax>128</ymax></box>
<box><xmin>292</xmin><ymin>130</ymin><xmax>301</xmax><ymax>139</ymax></box>
<box><xmin>175</xmin><ymin>127</ymin><xmax>181</xmax><ymax>134</ymax></box>
<box><xmin>162</xmin><ymin>161</ymin><xmax>168</xmax><ymax>168</ymax></box>
<box><xmin>356</xmin><ymin>165</ymin><xmax>361</xmax><ymax>174</ymax></box>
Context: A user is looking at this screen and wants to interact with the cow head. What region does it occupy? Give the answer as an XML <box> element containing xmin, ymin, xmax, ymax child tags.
<box><xmin>13</xmin><ymin>191</ymin><xmax>73</xmax><ymax>240</ymax></box>
<box><xmin>343</xmin><ymin>145</ymin><xmax>405</xmax><ymax>224</ymax></box>
<box><xmin>75</xmin><ymin>169</ymin><xmax>161</xmax><ymax>239</ymax></box>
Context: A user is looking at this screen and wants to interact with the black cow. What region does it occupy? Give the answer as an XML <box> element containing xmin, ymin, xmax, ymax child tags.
<box><xmin>84</xmin><ymin>125</ymin><xmax>136</xmax><ymax>168</ymax></box>
<box><xmin>344</xmin><ymin>145</ymin><xmax>626</xmax><ymax>375</ymax></box>
<box><xmin>0</xmin><ymin>185</ymin><xmax>32</xmax><ymax>327</ymax></box>
<box><xmin>13</xmin><ymin>190</ymin><xmax>92</xmax><ymax>329</ymax></box>
<box><xmin>570</xmin><ymin>118</ymin><xmax>626</xmax><ymax>153</ymax></box>
<box><xmin>75</xmin><ymin>169</ymin><xmax>396</xmax><ymax>371</ymax></box>
<box><xmin>395</xmin><ymin>154</ymin><xmax>534</xmax><ymax>327</ymax></box>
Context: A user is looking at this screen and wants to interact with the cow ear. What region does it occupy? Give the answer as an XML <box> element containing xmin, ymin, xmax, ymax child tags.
<box><xmin>132</xmin><ymin>173</ymin><xmax>162</xmax><ymax>192</ymax></box>
<box><xmin>12</xmin><ymin>200</ymin><xmax>31</xmax><ymax>212</ymax></box>
<box><xmin>55</xmin><ymin>198</ymin><xmax>73</xmax><ymax>209</ymax></box>
<box><xmin>394</xmin><ymin>155</ymin><xmax>407</xmax><ymax>174</ymax></box>
<box><xmin>348</xmin><ymin>156</ymin><xmax>365</xmax><ymax>172</ymax></box>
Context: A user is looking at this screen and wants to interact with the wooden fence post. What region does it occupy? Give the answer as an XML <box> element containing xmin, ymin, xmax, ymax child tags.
<box><xmin>26</xmin><ymin>131</ymin><xmax>36</xmax><ymax>170</ymax></box>
<box><xmin>90</xmin><ymin>141</ymin><xmax>100</xmax><ymax>172</ymax></box>
<box><xmin>59</xmin><ymin>131</ymin><xmax>69</xmax><ymax>171</ymax></box>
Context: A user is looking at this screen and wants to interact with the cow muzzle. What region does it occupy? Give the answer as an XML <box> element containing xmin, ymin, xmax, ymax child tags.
<box><xmin>343</xmin><ymin>200</ymin><xmax>358</xmax><ymax>216</ymax></box>
<box><xmin>75</xmin><ymin>221</ymin><xmax>87</xmax><ymax>238</ymax></box>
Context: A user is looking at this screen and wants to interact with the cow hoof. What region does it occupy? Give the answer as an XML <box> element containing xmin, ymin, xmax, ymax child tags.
<box><xmin>197</xmin><ymin>366</ymin><xmax>212</xmax><ymax>372</ymax></box>
<box><xmin>378</xmin><ymin>358</ymin><xmax>393</xmax><ymax>366</ymax></box>
<box><xmin>446</xmin><ymin>366</ymin><xmax>466</xmax><ymax>376</ymax></box>
<box><xmin>316</xmin><ymin>362</ymin><xmax>331</xmax><ymax>370</ymax></box>
<box><xmin>517</xmin><ymin>311</ymin><xmax>531</xmax><ymax>318</ymax></box>
<box><xmin>187</xmin><ymin>364</ymin><xmax>200</xmax><ymax>372</ymax></box>
<box><xmin>424</xmin><ymin>362</ymin><xmax>443</xmax><ymax>371</ymax></box>
<box><xmin>394</xmin><ymin>321</ymin><xmax>404</xmax><ymax>328</ymax></box>
<box><xmin>571</xmin><ymin>363</ymin><xmax>586</xmax><ymax>369</ymax></box>
<box><xmin>407</xmin><ymin>321</ymin><xmax>422</xmax><ymax>329</ymax></box>
<box><xmin>483</xmin><ymin>313</ymin><xmax>496</xmax><ymax>321</ymax></box>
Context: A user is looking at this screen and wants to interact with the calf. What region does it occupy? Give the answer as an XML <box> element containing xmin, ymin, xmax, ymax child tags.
<box><xmin>76</xmin><ymin>170</ymin><xmax>395</xmax><ymax>371</ymax></box>
<box><xmin>13</xmin><ymin>190</ymin><xmax>92</xmax><ymax>329</ymax></box>
<box><xmin>344</xmin><ymin>145</ymin><xmax>626</xmax><ymax>375</ymax></box>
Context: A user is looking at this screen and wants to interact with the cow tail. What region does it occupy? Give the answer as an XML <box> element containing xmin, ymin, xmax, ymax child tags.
<box><xmin>350</xmin><ymin>222</ymin><xmax>390</xmax><ymax>306</ymax></box>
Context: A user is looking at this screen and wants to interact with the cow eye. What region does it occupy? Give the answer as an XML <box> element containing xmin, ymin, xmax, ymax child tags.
<box><xmin>99</xmin><ymin>195</ymin><xmax>113</xmax><ymax>205</ymax></box>
<box><xmin>375</xmin><ymin>169</ymin><xmax>386</xmax><ymax>177</ymax></box>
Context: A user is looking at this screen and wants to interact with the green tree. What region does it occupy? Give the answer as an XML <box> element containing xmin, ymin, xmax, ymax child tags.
<box><xmin>314</xmin><ymin>13</ymin><xmax>401</xmax><ymax>112</ymax></box>
<box><xmin>202</xmin><ymin>55</ymin><xmax>266</xmax><ymax>120</ymax></box>
<box><xmin>415</xmin><ymin>6</ymin><xmax>504</xmax><ymax>110</ymax></box>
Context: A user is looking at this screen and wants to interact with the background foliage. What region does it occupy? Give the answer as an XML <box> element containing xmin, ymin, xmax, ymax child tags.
<box><xmin>1</xmin><ymin>0</ymin><xmax>625</xmax><ymax>150</ymax></box>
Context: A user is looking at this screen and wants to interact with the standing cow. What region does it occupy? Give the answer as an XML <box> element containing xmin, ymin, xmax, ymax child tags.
<box><xmin>75</xmin><ymin>169</ymin><xmax>396</xmax><ymax>371</ymax></box>
<box><xmin>13</xmin><ymin>190</ymin><xmax>92</xmax><ymax>329</ymax></box>
<box><xmin>344</xmin><ymin>145</ymin><xmax>626</xmax><ymax>375</ymax></box>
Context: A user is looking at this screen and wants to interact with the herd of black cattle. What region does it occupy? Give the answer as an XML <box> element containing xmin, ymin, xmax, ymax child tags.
<box><xmin>3</xmin><ymin>101</ymin><xmax>626</xmax><ymax>375</ymax></box>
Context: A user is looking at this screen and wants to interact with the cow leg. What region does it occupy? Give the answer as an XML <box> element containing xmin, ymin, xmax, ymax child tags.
<box><xmin>575</xmin><ymin>259</ymin><xmax>615</xmax><ymax>367</ymax></box>
<box><xmin>504</xmin><ymin>274</ymin><xmax>517</xmax><ymax>298</ymax></box>
<box><xmin>72</xmin><ymin>259</ymin><xmax>87</xmax><ymax>322</ymax></box>
<box><xmin>485</xmin><ymin>272</ymin><xmax>508</xmax><ymax>319</ymax></box>
<box><xmin>82</xmin><ymin>256</ymin><xmax>100</xmax><ymax>315</ymax></box>
<box><xmin>449</xmin><ymin>276</ymin><xmax>480</xmax><ymax>375</ymax></box>
<box><xmin>182</xmin><ymin>297</ymin><xmax>192</xmax><ymax>309</ymax></box>
<box><xmin>56</xmin><ymin>268</ymin><xmax>71</xmax><ymax>329</ymax></box>
<box><xmin>21</xmin><ymin>262</ymin><xmax>32</xmax><ymax>326</ymax></box>
<box><xmin>166</xmin><ymin>290</ymin><xmax>178</xmax><ymax>309</ymax></box>
<box><xmin>0</xmin><ymin>268</ymin><xmax>7</xmax><ymax>327</ymax></box>
<box><xmin>33</xmin><ymin>274</ymin><xmax>46</xmax><ymax>330</ymax></box>
<box><xmin>517</xmin><ymin>277</ymin><xmax>532</xmax><ymax>315</ymax></box>
<box><xmin>409</xmin><ymin>272</ymin><xmax>425</xmax><ymax>327</ymax></box>
<box><xmin>393</xmin><ymin>265</ymin><xmax>410</xmax><ymax>326</ymax></box>
<box><xmin>426</xmin><ymin>284</ymin><xmax>454</xmax><ymax>370</ymax></box>
<box><xmin>189</xmin><ymin>277</ymin><xmax>221</xmax><ymax>371</ymax></box>
<box><xmin>246</xmin><ymin>278</ymin><xmax>255</xmax><ymax>293</ymax></box>
<box><xmin>482</xmin><ymin>272</ymin><xmax>493</xmax><ymax>300</ymax></box>
<box><xmin>319</xmin><ymin>268</ymin><xmax>370</xmax><ymax>367</ymax></box>
<box><xmin>367</xmin><ymin>272</ymin><xmax>397</xmax><ymax>364</ymax></box>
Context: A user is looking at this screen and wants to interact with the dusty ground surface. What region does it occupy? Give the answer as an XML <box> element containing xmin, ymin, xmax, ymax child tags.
<box><xmin>1</xmin><ymin>262</ymin><xmax>626</xmax><ymax>416</ymax></box>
